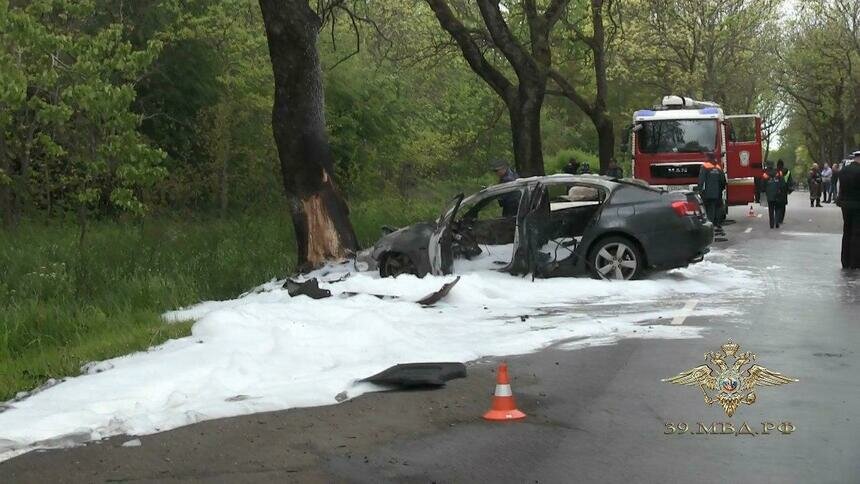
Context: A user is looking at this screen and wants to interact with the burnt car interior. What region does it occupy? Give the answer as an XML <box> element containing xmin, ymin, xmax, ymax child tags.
<box><xmin>451</xmin><ymin>182</ymin><xmax>608</xmax><ymax>273</ymax></box>
<box><xmin>451</xmin><ymin>189</ymin><xmax>525</xmax><ymax>265</ymax></box>
<box><xmin>532</xmin><ymin>182</ymin><xmax>607</xmax><ymax>272</ymax></box>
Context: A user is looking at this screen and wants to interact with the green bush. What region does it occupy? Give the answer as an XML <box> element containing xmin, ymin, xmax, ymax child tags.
<box><xmin>545</xmin><ymin>148</ymin><xmax>600</xmax><ymax>175</ymax></box>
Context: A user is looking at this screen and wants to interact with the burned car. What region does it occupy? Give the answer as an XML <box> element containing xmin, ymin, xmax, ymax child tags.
<box><xmin>362</xmin><ymin>174</ymin><xmax>713</xmax><ymax>281</ymax></box>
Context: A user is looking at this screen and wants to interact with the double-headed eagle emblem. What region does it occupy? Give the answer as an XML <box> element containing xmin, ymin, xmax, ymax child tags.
<box><xmin>663</xmin><ymin>340</ymin><xmax>797</xmax><ymax>416</ymax></box>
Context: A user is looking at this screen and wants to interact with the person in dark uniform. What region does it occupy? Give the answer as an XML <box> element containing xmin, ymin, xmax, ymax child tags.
<box><xmin>697</xmin><ymin>157</ymin><xmax>726</xmax><ymax>229</ymax></box>
<box><xmin>762</xmin><ymin>165</ymin><xmax>786</xmax><ymax>229</ymax></box>
<box><xmin>836</xmin><ymin>151</ymin><xmax>860</xmax><ymax>269</ymax></box>
<box><xmin>489</xmin><ymin>159</ymin><xmax>520</xmax><ymax>217</ymax></box>
<box><xmin>776</xmin><ymin>159</ymin><xmax>793</xmax><ymax>225</ymax></box>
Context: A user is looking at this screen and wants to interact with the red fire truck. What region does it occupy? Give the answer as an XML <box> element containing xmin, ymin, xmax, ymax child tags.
<box><xmin>624</xmin><ymin>95</ymin><xmax>764</xmax><ymax>219</ymax></box>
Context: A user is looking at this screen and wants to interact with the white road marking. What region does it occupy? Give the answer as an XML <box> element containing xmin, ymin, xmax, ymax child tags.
<box><xmin>671</xmin><ymin>299</ymin><xmax>699</xmax><ymax>325</ymax></box>
<box><xmin>744</xmin><ymin>227</ymin><xmax>752</xmax><ymax>233</ymax></box>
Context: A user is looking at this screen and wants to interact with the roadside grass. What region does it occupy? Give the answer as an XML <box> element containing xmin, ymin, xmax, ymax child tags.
<box><xmin>0</xmin><ymin>186</ymin><xmax>478</xmax><ymax>400</ymax></box>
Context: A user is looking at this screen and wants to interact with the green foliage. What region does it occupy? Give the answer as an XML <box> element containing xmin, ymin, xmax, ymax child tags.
<box><xmin>545</xmin><ymin>148</ymin><xmax>599</xmax><ymax>174</ymax></box>
<box><xmin>778</xmin><ymin>1</ymin><xmax>860</xmax><ymax>164</ymax></box>
<box><xmin>1</xmin><ymin>0</ymin><xmax>167</xmax><ymax>220</ymax></box>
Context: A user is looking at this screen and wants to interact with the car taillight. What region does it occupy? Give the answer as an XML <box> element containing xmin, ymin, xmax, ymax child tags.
<box><xmin>671</xmin><ymin>200</ymin><xmax>699</xmax><ymax>217</ymax></box>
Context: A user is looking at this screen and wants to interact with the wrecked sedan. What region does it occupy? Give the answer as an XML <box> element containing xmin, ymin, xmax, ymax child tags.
<box><xmin>361</xmin><ymin>174</ymin><xmax>713</xmax><ymax>281</ymax></box>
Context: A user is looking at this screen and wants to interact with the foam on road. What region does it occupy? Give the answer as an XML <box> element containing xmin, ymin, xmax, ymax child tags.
<box><xmin>0</xmin><ymin>255</ymin><xmax>755</xmax><ymax>461</ymax></box>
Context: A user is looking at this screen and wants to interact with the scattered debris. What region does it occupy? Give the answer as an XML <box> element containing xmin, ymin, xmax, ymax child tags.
<box><xmin>284</xmin><ymin>278</ymin><xmax>331</xmax><ymax>299</ymax></box>
<box><xmin>81</xmin><ymin>361</ymin><xmax>114</xmax><ymax>375</ymax></box>
<box><xmin>334</xmin><ymin>391</ymin><xmax>348</xmax><ymax>402</ymax></box>
<box><xmin>10</xmin><ymin>378</ymin><xmax>64</xmax><ymax>403</ymax></box>
<box><xmin>225</xmin><ymin>394</ymin><xmax>251</xmax><ymax>402</ymax></box>
<box><xmin>324</xmin><ymin>273</ymin><xmax>351</xmax><ymax>283</ymax></box>
<box><xmin>362</xmin><ymin>362</ymin><xmax>467</xmax><ymax>387</ymax></box>
<box><xmin>416</xmin><ymin>277</ymin><xmax>461</xmax><ymax>306</ymax></box>
<box><xmin>121</xmin><ymin>439</ymin><xmax>141</xmax><ymax>448</ymax></box>
<box><xmin>340</xmin><ymin>292</ymin><xmax>398</xmax><ymax>300</ymax></box>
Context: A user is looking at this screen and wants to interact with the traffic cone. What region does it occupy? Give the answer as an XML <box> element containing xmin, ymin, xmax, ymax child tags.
<box><xmin>747</xmin><ymin>205</ymin><xmax>755</xmax><ymax>217</ymax></box>
<box><xmin>483</xmin><ymin>362</ymin><xmax>526</xmax><ymax>421</ymax></box>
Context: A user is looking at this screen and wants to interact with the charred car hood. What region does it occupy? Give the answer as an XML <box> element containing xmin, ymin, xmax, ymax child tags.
<box><xmin>371</xmin><ymin>221</ymin><xmax>435</xmax><ymax>259</ymax></box>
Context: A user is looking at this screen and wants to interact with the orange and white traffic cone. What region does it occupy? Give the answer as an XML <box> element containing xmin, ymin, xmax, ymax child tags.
<box><xmin>747</xmin><ymin>205</ymin><xmax>755</xmax><ymax>217</ymax></box>
<box><xmin>483</xmin><ymin>362</ymin><xmax>526</xmax><ymax>421</ymax></box>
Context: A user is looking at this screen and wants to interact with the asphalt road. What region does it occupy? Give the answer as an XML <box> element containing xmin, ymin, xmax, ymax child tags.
<box><xmin>2</xmin><ymin>192</ymin><xmax>858</xmax><ymax>484</ymax></box>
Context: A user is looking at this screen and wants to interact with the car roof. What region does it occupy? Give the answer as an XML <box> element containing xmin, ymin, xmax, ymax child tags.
<box><xmin>480</xmin><ymin>174</ymin><xmax>619</xmax><ymax>194</ymax></box>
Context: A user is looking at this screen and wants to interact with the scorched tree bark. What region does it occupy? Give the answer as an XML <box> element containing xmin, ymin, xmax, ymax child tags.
<box><xmin>259</xmin><ymin>0</ymin><xmax>359</xmax><ymax>271</ymax></box>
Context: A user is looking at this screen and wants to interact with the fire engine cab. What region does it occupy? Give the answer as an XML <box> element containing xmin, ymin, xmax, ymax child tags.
<box><xmin>624</xmin><ymin>95</ymin><xmax>764</xmax><ymax>218</ymax></box>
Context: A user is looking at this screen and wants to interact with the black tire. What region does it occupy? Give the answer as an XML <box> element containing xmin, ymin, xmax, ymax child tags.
<box><xmin>379</xmin><ymin>252</ymin><xmax>417</xmax><ymax>278</ymax></box>
<box><xmin>588</xmin><ymin>236</ymin><xmax>643</xmax><ymax>281</ymax></box>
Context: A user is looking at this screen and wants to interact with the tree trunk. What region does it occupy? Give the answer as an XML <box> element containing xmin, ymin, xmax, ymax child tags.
<box><xmin>259</xmin><ymin>0</ymin><xmax>359</xmax><ymax>271</ymax></box>
<box><xmin>591</xmin><ymin>0</ymin><xmax>613</xmax><ymax>173</ymax></box>
<box><xmin>594</xmin><ymin>115</ymin><xmax>614</xmax><ymax>173</ymax></box>
<box><xmin>508</xmin><ymin>90</ymin><xmax>546</xmax><ymax>177</ymax></box>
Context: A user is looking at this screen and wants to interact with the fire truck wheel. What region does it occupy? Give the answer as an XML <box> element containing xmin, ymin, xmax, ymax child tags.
<box><xmin>588</xmin><ymin>236</ymin><xmax>643</xmax><ymax>281</ymax></box>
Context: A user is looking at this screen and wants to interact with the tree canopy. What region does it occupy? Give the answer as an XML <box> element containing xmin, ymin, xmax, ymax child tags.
<box><xmin>1</xmin><ymin>0</ymin><xmax>854</xmax><ymax>228</ymax></box>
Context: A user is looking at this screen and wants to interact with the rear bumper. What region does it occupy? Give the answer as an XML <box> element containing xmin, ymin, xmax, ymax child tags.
<box><xmin>643</xmin><ymin>219</ymin><xmax>713</xmax><ymax>269</ymax></box>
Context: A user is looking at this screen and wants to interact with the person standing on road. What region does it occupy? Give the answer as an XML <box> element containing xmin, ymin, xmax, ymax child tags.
<box><xmin>762</xmin><ymin>165</ymin><xmax>787</xmax><ymax>229</ymax></box>
<box><xmin>698</xmin><ymin>157</ymin><xmax>726</xmax><ymax>232</ymax></box>
<box><xmin>821</xmin><ymin>163</ymin><xmax>833</xmax><ymax>203</ymax></box>
<box><xmin>754</xmin><ymin>175</ymin><xmax>763</xmax><ymax>204</ymax></box>
<box><xmin>836</xmin><ymin>152</ymin><xmax>860</xmax><ymax>269</ymax></box>
<box><xmin>831</xmin><ymin>162</ymin><xmax>841</xmax><ymax>203</ymax></box>
<box><xmin>490</xmin><ymin>159</ymin><xmax>520</xmax><ymax>217</ymax></box>
<box><xmin>577</xmin><ymin>162</ymin><xmax>592</xmax><ymax>174</ymax></box>
<box><xmin>809</xmin><ymin>163</ymin><xmax>823</xmax><ymax>207</ymax></box>
<box><xmin>777</xmin><ymin>159</ymin><xmax>793</xmax><ymax>225</ymax></box>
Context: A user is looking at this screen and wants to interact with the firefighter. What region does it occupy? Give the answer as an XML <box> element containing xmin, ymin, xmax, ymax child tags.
<box><xmin>836</xmin><ymin>151</ymin><xmax>860</xmax><ymax>269</ymax></box>
<box><xmin>489</xmin><ymin>159</ymin><xmax>519</xmax><ymax>217</ymax></box>
<box><xmin>762</xmin><ymin>165</ymin><xmax>786</xmax><ymax>229</ymax></box>
<box><xmin>697</xmin><ymin>156</ymin><xmax>726</xmax><ymax>230</ymax></box>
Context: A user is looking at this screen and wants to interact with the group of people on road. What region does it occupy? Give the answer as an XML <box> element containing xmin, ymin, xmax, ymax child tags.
<box><xmin>807</xmin><ymin>161</ymin><xmax>843</xmax><ymax>207</ymax></box>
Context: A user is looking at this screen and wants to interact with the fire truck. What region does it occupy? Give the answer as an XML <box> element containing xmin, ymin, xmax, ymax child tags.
<box><xmin>623</xmin><ymin>95</ymin><xmax>764</xmax><ymax>219</ymax></box>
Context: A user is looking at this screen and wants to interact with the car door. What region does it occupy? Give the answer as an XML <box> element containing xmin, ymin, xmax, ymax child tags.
<box><xmin>428</xmin><ymin>194</ymin><xmax>464</xmax><ymax>275</ymax></box>
<box><xmin>507</xmin><ymin>183</ymin><xmax>547</xmax><ymax>276</ymax></box>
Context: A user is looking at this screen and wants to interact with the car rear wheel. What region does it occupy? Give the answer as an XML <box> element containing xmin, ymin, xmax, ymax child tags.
<box><xmin>589</xmin><ymin>237</ymin><xmax>642</xmax><ymax>281</ymax></box>
<box><xmin>379</xmin><ymin>252</ymin><xmax>417</xmax><ymax>278</ymax></box>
